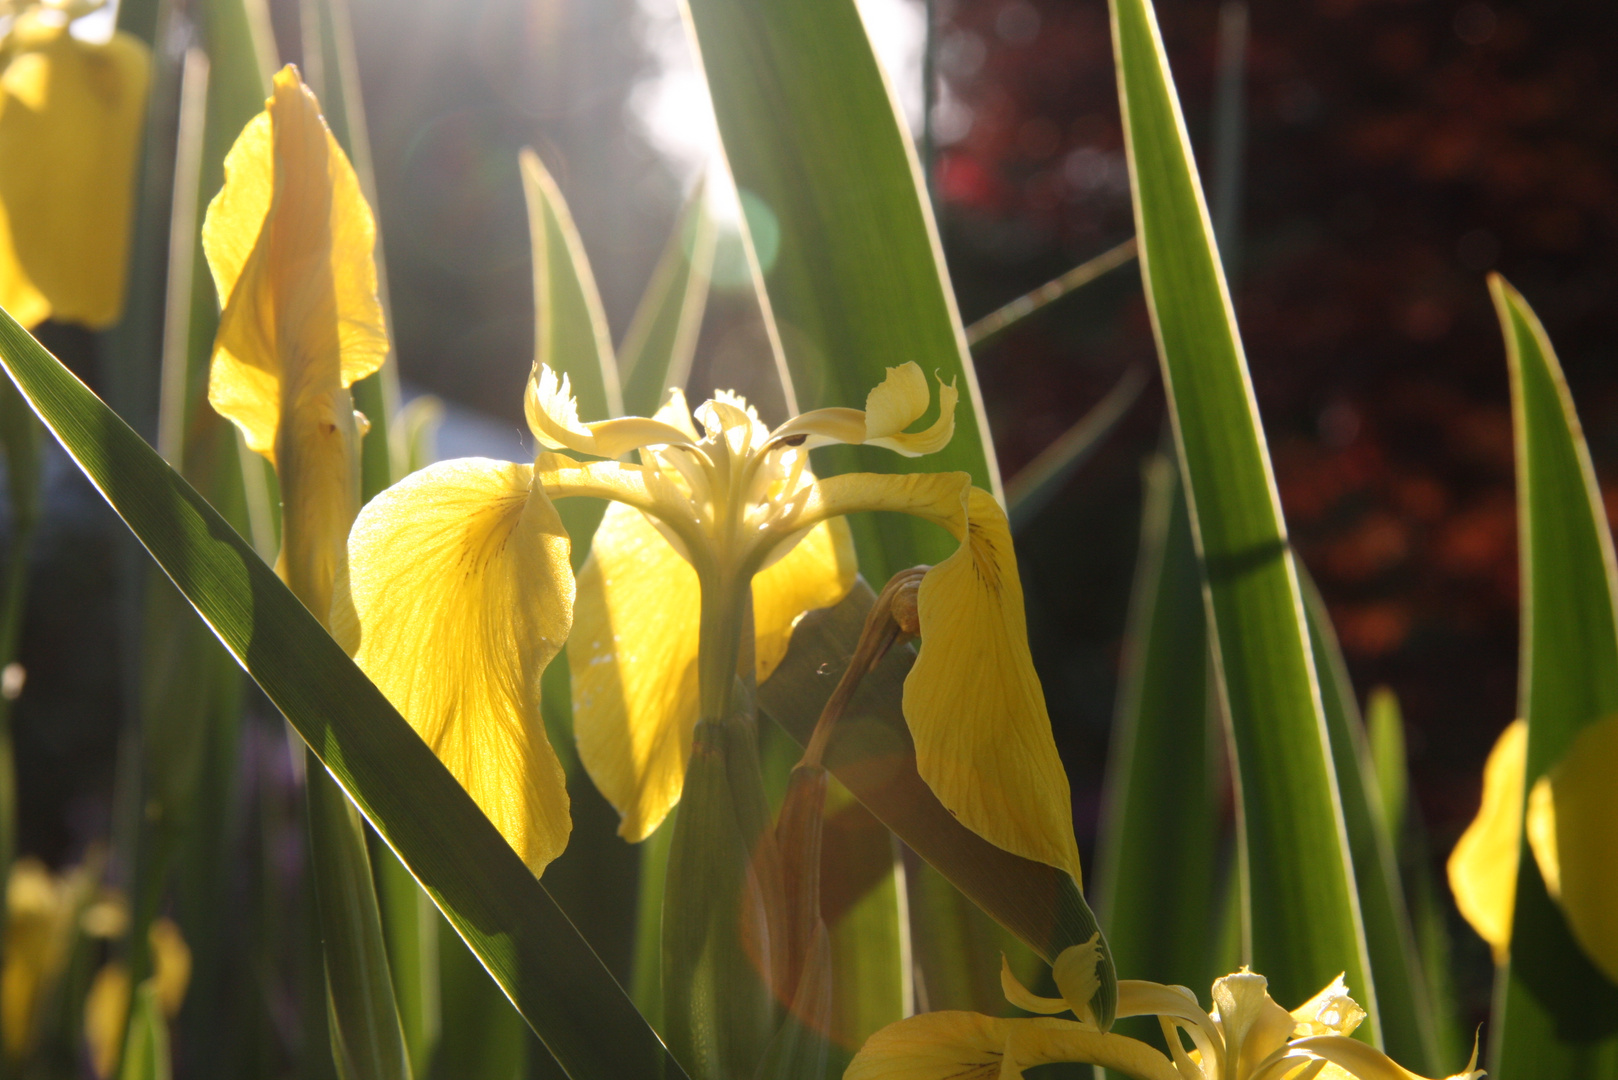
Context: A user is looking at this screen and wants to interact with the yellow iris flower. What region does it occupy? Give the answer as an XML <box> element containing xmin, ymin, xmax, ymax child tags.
<box><xmin>0</xmin><ymin>0</ymin><xmax>149</xmax><ymax>329</ymax></box>
<box><xmin>1449</xmin><ymin>715</ymin><xmax>1618</xmax><ymax>984</ymax></box>
<box><xmin>337</xmin><ymin>359</ymin><xmax>1082</xmax><ymax>883</ymax></box>
<box><xmin>847</xmin><ymin>941</ymin><xmax>1481</xmax><ymax>1080</ymax></box>
<box><xmin>2</xmin><ymin>857</ymin><xmax>94</xmax><ymax>1062</ymax></box>
<box><xmin>202</xmin><ymin>64</ymin><xmax>388</xmax><ymax>618</ymax></box>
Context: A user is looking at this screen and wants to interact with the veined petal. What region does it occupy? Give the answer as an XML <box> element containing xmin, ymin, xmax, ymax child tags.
<box><xmin>1285</xmin><ymin>1035</ymin><xmax>1483</xmax><ymax>1080</ymax></box>
<box><xmin>202</xmin><ymin>65</ymin><xmax>387</xmax><ymax>463</ymax></box>
<box><xmin>1446</xmin><ymin>718</ymin><xmax>1526</xmax><ymax>963</ymax></box>
<box><xmin>752</xmin><ymin>517</ymin><xmax>856</xmax><ymax>684</ymax></box>
<box><xmin>845</xmin><ymin>1011</ymin><xmax>1015</xmax><ymax>1080</ymax></box>
<box><xmin>525</xmin><ymin>364</ymin><xmax>695</xmax><ymax>459</ymax></box>
<box><xmin>0</xmin><ymin>19</ymin><xmax>149</xmax><ymax>329</ymax></box>
<box><xmin>1525</xmin><ymin>713</ymin><xmax>1618</xmax><ymax>983</ymax></box>
<box><xmin>863</xmin><ymin>363</ymin><xmax>958</xmax><ymax>456</ymax></box>
<box><xmin>781</xmin><ymin>471</ymin><xmax>1082</xmax><ymax>880</ymax></box>
<box><xmin>570</xmin><ymin>500</ymin><xmax>701</xmax><ymax>842</ymax></box>
<box><xmin>333</xmin><ymin>458</ymin><xmax>573</xmax><ymax>875</ymax></box>
<box><xmin>908</xmin><ymin>485</ymin><xmax>1082</xmax><ymax>881</ymax></box>
<box><xmin>1007</xmin><ymin>1018</ymin><xmax>1183</xmax><ymax>1080</ymax></box>
<box><xmin>848</xmin><ymin>1012</ymin><xmax>1177</xmax><ymax>1080</ymax></box>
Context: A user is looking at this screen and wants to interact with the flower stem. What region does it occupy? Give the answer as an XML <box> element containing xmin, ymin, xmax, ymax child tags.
<box><xmin>799</xmin><ymin>566</ymin><xmax>926</xmax><ymax>770</ymax></box>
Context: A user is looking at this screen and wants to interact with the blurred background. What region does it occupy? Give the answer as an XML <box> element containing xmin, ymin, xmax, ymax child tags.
<box><xmin>13</xmin><ymin>0</ymin><xmax>1618</xmax><ymax>1055</ymax></box>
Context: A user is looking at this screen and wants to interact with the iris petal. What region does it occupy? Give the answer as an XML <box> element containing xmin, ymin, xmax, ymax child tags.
<box><xmin>845</xmin><ymin>1012</ymin><xmax>1180</xmax><ymax>1080</ymax></box>
<box><xmin>752</xmin><ymin>517</ymin><xmax>857</xmax><ymax>684</ymax></box>
<box><xmin>570</xmin><ymin>500</ymin><xmax>703</xmax><ymax>843</ymax></box>
<box><xmin>571</xmin><ymin>501</ymin><xmax>854</xmax><ymax>840</ymax></box>
<box><xmin>1525</xmin><ymin>713</ymin><xmax>1618</xmax><ymax>983</ymax></box>
<box><xmin>0</xmin><ymin>19</ymin><xmax>149</xmax><ymax>329</ymax></box>
<box><xmin>781</xmin><ymin>471</ymin><xmax>1082</xmax><ymax>881</ymax></box>
<box><xmin>844</xmin><ymin>1011</ymin><xmax>1015</xmax><ymax>1080</ymax></box>
<box><xmin>863</xmin><ymin>363</ymin><xmax>958</xmax><ymax>457</ymax></box>
<box><xmin>334</xmin><ymin>458</ymin><xmax>573</xmax><ymax>876</ymax></box>
<box><xmin>1446</xmin><ymin>718</ymin><xmax>1526</xmax><ymax>963</ymax></box>
<box><xmin>908</xmin><ymin>484</ymin><xmax>1083</xmax><ymax>882</ymax></box>
<box><xmin>202</xmin><ymin>65</ymin><xmax>388</xmax><ymax>464</ymax></box>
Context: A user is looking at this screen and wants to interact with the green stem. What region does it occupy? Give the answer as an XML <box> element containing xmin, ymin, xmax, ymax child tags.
<box><xmin>305</xmin><ymin>753</ymin><xmax>412</xmax><ymax>1080</ymax></box>
<box><xmin>0</xmin><ymin>518</ymin><xmax>31</xmax><ymax>888</ymax></box>
<box><xmin>695</xmin><ymin>572</ymin><xmax>750</xmax><ymax>725</ymax></box>
<box><xmin>664</xmin><ymin>578</ymin><xmax>790</xmax><ymax>1080</ymax></box>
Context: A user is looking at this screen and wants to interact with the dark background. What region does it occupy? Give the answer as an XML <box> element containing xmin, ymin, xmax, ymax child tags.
<box><xmin>13</xmin><ymin>0</ymin><xmax>1617</xmax><ymax>1042</ymax></box>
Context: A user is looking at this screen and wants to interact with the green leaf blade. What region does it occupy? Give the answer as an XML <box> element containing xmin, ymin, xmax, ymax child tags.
<box><xmin>1302</xmin><ymin>577</ymin><xmax>1444</xmax><ymax>1073</ymax></box>
<box><xmin>520</xmin><ymin>149</ymin><xmax>622</xmax><ymax>423</ymax></box>
<box><xmin>1490</xmin><ymin>274</ymin><xmax>1618</xmax><ymax>1078</ymax></box>
<box><xmin>619</xmin><ymin>184</ymin><xmax>716</xmax><ymax>418</ymax></box>
<box><xmin>1094</xmin><ymin>454</ymin><xmax>1218</xmax><ymax>998</ymax></box>
<box><xmin>1108</xmin><ymin>0</ymin><xmax>1373</xmax><ymax>1020</ymax></box>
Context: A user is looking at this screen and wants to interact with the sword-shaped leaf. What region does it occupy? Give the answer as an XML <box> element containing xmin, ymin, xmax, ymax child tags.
<box><xmin>1108</xmin><ymin>0</ymin><xmax>1374</xmax><ymax>1019</ymax></box>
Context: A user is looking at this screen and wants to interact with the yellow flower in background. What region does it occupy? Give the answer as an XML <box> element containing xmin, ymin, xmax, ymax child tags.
<box><xmin>202</xmin><ymin>63</ymin><xmax>388</xmax><ymax>619</ymax></box>
<box><xmin>338</xmin><ymin>359</ymin><xmax>1083</xmax><ymax>884</ymax></box>
<box><xmin>1446</xmin><ymin>718</ymin><xmax>1525</xmax><ymax>964</ymax></box>
<box><xmin>848</xmin><ymin>949</ymin><xmax>1481</xmax><ymax>1080</ymax></box>
<box><xmin>1448</xmin><ymin>714</ymin><xmax>1618</xmax><ymax>982</ymax></box>
<box><xmin>0</xmin><ymin>0</ymin><xmax>149</xmax><ymax>329</ymax></box>
<box><xmin>2</xmin><ymin>858</ymin><xmax>91</xmax><ymax>1062</ymax></box>
<box><xmin>1523</xmin><ymin>714</ymin><xmax>1618</xmax><ymax>984</ymax></box>
<box><xmin>83</xmin><ymin>916</ymin><xmax>191</xmax><ymax>1080</ymax></box>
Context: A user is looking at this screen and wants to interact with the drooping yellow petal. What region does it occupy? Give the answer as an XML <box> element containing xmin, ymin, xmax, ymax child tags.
<box><xmin>863</xmin><ymin>363</ymin><xmax>958</xmax><ymax>456</ymax></box>
<box><xmin>203</xmin><ymin>64</ymin><xmax>387</xmax><ymax>464</ymax></box>
<box><xmin>908</xmin><ymin>486</ymin><xmax>1082</xmax><ymax>881</ymax></box>
<box><xmin>1007</xmin><ymin>1018</ymin><xmax>1182</xmax><ymax>1080</ymax></box>
<box><xmin>0</xmin><ymin>17</ymin><xmax>149</xmax><ymax>330</ymax></box>
<box><xmin>1524</xmin><ymin>713</ymin><xmax>1618</xmax><ymax>983</ymax></box>
<box><xmin>847</xmin><ymin>1011</ymin><xmax>1180</xmax><ymax>1080</ymax></box>
<box><xmin>752</xmin><ymin>517</ymin><xmax>856</xmax><ymax>683</ymax></box>
<box><xmin>570</xmin><ymin>499</ymin><xmax>702</xmax><ymax>842</ymax></box>
<box><xmin>333</xmin><ymin>458</ymin><xmax>574</xmax><ymax>875</ymax></box>
<box><xmin>845</xmin><ymin>1010</ymin><xmax>1015</xmax><ymax>1080</ymax></box>
<box><xmin>1446</xmin><ymin>718</ymin><xmax>1526</xmax><ymax>963</ymax></box>
<box><xmin>783</xmin><ymin>471</ymin><xmax>1082</xmax><ymax>880</ymax></box>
